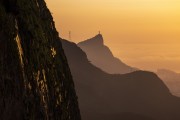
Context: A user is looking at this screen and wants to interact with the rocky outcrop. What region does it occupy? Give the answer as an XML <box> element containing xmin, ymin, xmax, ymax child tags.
<box><xmin>0</xmin><ymin>0</ymin><xmax>81</xmax><ymax>120</ymax></box>
<box><xmin>78</xmin><ymin>34</ymin><xmax>137</xmax><ymax>74</ymax></box>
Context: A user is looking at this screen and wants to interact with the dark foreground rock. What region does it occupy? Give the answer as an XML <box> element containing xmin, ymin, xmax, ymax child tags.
<box><xmin>0</xmin><ymin>1</ymin><xmax>81</xmax><ymax>120</ymax></box>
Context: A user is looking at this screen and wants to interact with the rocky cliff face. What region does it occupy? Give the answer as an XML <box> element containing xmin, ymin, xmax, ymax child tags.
<box><xmin>0</xmin><ymin>0</ymin><xmax>81</xmax><ymax>120</ymax></box>
<box><xmin>78</xmin><ymin>34</ymin><xmax>137</xmax><ymax>74</ymax></box>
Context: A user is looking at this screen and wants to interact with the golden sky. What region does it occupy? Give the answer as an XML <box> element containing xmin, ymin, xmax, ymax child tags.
<box><xmin>46</xmin><ymin>0</ymin><xmax>180</xmax><ymax>72</ymax></box>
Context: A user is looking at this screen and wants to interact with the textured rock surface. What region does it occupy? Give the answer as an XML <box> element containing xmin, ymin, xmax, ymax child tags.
<box><xmin>0</xmin><ymin>0</ymin><xmax>81</xmax><ymax>120</ymax></box>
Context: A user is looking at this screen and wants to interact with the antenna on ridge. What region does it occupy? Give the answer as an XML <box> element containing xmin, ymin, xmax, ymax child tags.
<box><xmin>98</xmin><ymin>31</ymin><xmax>101</xmax><ymax>34</ymax></box>
<box><xmin>69</xmin><ymin>31</ymin><xmax>71</xmax><ymax>40</ymax></box>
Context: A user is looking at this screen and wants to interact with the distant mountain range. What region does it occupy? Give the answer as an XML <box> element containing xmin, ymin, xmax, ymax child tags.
<box><xmin>157</xmin><ymin>69</ymin><xmax>180</xmax><ymax>97</ymax></box>
<box><xmin>78</xmin><ymin>34</ymin><xmax>137</xmax><ymax>74</ymax></box>
<box><xmin>77</xmin><ymin>34</ymin><xmax>180</xmax><ymax>97</ymax></box>
<box><xmin>61</xmin><ymin>39</ymin><xmax>180</xmax><ymax>120</ymax></box>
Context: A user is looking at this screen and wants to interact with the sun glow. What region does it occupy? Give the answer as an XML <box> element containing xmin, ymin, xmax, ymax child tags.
<box><xmin>46</xmin><ymin>0</ymin><xmax>180</xmax><ymax>72</ymax></box>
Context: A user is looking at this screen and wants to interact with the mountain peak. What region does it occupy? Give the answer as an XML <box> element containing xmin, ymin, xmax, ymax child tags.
<box><xmin>78</xmin><ymin>34</ymin><xmax>104</xmax><ymax>46</ymax></box>
<box><xmin>96</xmin><ymin>33</ymin><xmax>103</xmax><ymax>38</ymax></box>
<box><xmin>77</xmin><ymin>35</ymin><xmax>137</xmax><ymax>74</ymax></box>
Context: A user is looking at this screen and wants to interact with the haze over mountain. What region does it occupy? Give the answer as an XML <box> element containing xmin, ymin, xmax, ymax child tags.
<box><xmin>157</xmin><ymin>69</ymin><xmax>180</xmax><ymax>97</ymax></box>
<box><xmin>77</xmin><ymin>34</ymin><xmax>180</xmax><ymax>97</ymax></box>
<box><xmin>62</xmin><ymin>39</ymin><xmax>180</xmax><ymax>120</ymax></box>
<box><xmin>78</xmin><ymin>34</ymin><xmax>137</xmax><ymax>74</ymax></box>
<box><xmin>46</xmin><ymin>0</ymin><xmax>180</xmax><ymax>73</ymax></box>
<box><xmin>1</xmin><ymin>1</ymin><xmax>180</xmax><ymax>120</ymax></box>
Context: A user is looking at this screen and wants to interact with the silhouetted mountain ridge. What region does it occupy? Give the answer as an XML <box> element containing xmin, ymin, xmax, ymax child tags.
<box><xmin>62</xmin><ymin>39</ymin><xmax>180</xmax><ymax>120</ymax></box>
<box><xmin>157</xmin><ymin>69</ymin><xmax>180</xmax><ymax>97</ymax></box>
<box><xmin>78</xmin><ymin>34</ymin><xmax>180</xmax><ymax>98</ymax></box>
<box><xmin>78</xmin><ymin>34</ymin><xmax>137</xmax><ymax>74</ymax></box>
<box><xmin>78</xmin><ymin>34</ymin><xmax>104</xmax><ymax>46</ymax></box>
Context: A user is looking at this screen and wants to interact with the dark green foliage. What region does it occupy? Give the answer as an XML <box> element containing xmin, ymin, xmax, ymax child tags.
<box><xmin>0</xmin><ymin>0</ymin><xmax>81</xmax><ymax>120</ymax></box>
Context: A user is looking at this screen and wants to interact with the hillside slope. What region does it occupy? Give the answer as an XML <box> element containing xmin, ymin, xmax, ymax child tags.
<box><xmin>157</xmin><ymin>69</ymin><xmax>180</xmax><ymax>97</ymax></box>
<box><xmin>62</xmin><ymin>39</ymin><xmax>180</xmax><ymax>120</ymax></box>
<box><xmin>78</xmin><ymin>34</ymin><xmax>180</xmax><ymax>98</ymax></box>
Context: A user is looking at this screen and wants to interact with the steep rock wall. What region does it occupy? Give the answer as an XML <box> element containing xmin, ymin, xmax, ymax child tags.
<box><xmin>0</xmin><ymin>0</ymin><xmax>81</xmax><ymax>120</ymax></box>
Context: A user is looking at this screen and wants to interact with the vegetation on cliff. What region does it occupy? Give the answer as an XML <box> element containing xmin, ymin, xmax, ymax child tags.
<box><xmin>0</xmin><ymin>0</ymin><xmax>81</xmax><ymax>119</ymax></box>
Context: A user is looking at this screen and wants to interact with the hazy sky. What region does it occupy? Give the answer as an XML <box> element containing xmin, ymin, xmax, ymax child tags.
<box><xmin>46</xmin><ymin>0</ymin><xmax>180</xmax><ymax>72</ymax></box>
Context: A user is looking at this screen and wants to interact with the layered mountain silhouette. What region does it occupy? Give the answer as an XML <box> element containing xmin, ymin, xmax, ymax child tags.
<box><xmin>78</xmin><ymin>34</ymin><xmax>137</xmax><ymax>74</ymax></box>
<box><xmin>0</xmin><ymin>1</ymin><xmax>80</xmax><ymax>119</ymax></box>
<box><xmin>78</xmin><ymin>34</ymin><xmax>180</xmax><ymax>98</ymax></box>
<box><xmin>62</xmin><ymin>39</ymin><xmax>180</xmax><ymax>120</ymax></box>
<box><xmin>157</xmin><ymin>69</ymin><xmax>180</xmax><ymax>97</ymax></box>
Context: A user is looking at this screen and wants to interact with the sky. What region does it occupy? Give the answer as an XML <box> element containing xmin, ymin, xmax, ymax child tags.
<box><xmin>45</xmin><ymin>0</ymin><xmax>180</xmax><ymax>72</ymax></box>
